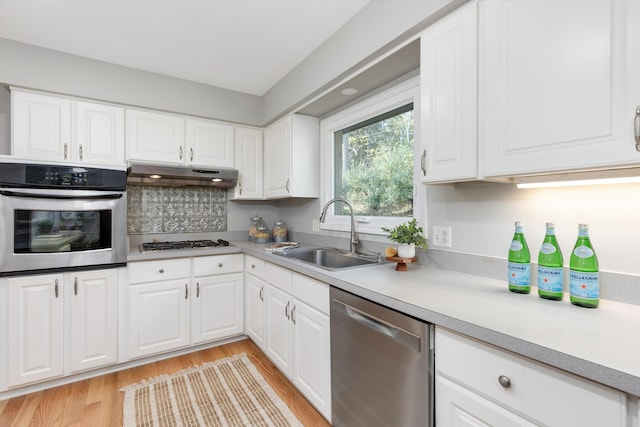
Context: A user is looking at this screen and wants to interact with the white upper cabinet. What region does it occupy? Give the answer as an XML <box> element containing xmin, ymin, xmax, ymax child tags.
<box><xmin>264</xmin><ymin>114</ymin><xmax>320</xmax><ymax>199</ymax></box>
<box><xmin>420</xmin><ymin>1</ymin><xmax>478</xmax><ymax>183</ymax></box>
<box><xmin>480</xmin><ymin>0</ymin><xmax>640</xmax><ymax>178</ymax></box>
<box><xmin>230</xmin><ymin>126</ymin><xmax>263</xmax><ymax>200</ymax></box>
<box><xmin>126</xmin><ymin>109</ymin><xmax>186</xmax><ymax>164</ymax></box>
<box><xmin>12</xmin><ymin>90</ymin><xmax>125</xmax><ymax>165</ymax></box>
<box><xmin>185</xmin><ymin>118</ymin><xmax>234</xmax><ymax>168</ymax></box>
<box><xmin>127</xmin><ymin>109</ymin><xmax>237</xmax><ymax>167</ymax></box>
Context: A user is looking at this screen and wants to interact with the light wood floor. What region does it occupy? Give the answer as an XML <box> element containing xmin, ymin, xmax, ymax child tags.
<box><xmin>0</xmin><ymin>339</ymin><xmax>330</xmax><ymax>427</ymax></box>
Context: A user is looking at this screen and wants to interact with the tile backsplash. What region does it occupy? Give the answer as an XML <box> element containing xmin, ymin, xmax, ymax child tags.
<box><xmin>127</xmin><ymin>185</ymin><xmax>227</xmax><ymax>234</ymax></box>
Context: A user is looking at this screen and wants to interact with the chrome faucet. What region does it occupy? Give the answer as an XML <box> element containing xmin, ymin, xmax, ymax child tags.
<box><xmin>319</xmin><ymin>198</ymin><xmax>359</xmax><ymax>253</ymax></box>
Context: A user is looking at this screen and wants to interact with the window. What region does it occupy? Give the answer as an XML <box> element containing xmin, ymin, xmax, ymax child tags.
<box><xmin>320</xmin><ymin>78</ymin><xmax>422</xmax><ymax>235</ymax></box>
<box><xmin>333</xmin><ymin>103</ymin><xmax>414</xmax><ymax>218</ymax></box>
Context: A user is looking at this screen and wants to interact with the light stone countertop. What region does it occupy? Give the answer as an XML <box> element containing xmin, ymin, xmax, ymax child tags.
<box><xmin>128</xmin><ymin>241</ymin><xmax>640</xmax><ymax>397</ymax></box>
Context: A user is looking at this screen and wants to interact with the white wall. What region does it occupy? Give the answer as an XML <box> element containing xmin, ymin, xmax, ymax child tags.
<box><xmin>0</xmin><ymin>39</ymin><xmax>263</xmax><ymax>126</ymax></box>
<box><xmin>427</xmin><ymin>181</ymin><xmax>640</xmax><ymax>276</ymax></box>
<box><xmin>263</xmin><ymin>0</ymin><xmax>463</xmax><ymax>123</ymax></box>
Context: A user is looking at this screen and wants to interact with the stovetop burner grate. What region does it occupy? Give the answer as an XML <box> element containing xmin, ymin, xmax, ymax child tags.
<box><xmin>142</xmin><ymin>239</ymin><xmax>231</xmax><ymax>252</ymax></box>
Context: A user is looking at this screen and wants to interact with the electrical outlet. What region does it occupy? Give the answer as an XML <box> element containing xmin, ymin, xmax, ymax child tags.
<box><xmin>433</xmin><ymin>226</ymin><xmax>452</xmax><ymax>248</ymax></box>
<box><xmin>312</xmin><ymin>219</ymin><xmax>320</xmax><ymax>232</ymax></box>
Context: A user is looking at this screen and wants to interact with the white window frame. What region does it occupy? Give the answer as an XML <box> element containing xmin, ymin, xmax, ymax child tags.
<box><xmin>320</xmin><ymin>77</ymin><xmax>423</xmax><ymax>236</ymax></box>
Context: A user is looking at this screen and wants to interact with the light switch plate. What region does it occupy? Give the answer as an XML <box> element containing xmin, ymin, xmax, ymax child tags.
<box><xmin>433</xmin><ymin>226</ymin><xmax>452</xmax><ymax>247</ymax></box>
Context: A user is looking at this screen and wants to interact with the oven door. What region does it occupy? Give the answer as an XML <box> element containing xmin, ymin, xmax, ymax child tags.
<box><xmin>0</xmin><ymin>188</ymin><xmax>127</xmax><ymax>275</ymax></box>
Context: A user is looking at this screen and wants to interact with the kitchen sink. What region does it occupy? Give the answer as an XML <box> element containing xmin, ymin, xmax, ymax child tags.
<box><xmin>274</xmin><ymin>247</ymin><xmax>381</xmax><ymax>271</ymax></box>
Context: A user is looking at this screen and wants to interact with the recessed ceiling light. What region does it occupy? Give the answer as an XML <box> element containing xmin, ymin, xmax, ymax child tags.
<box><xmin>341</xmin><ymin>87</ymin><xmax>358</xmax><ymax>96</ymax></box>
<box><xmin>149</xmin><ymin>174</ymin><xmax>162</xmax><ymax>179</ymax></box>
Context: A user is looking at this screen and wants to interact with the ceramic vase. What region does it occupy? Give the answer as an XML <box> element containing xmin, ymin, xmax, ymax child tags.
<box><xmin>397</xmin><ymin>243</ymin><xmax>415</xmax><ymax>258</ymax></box>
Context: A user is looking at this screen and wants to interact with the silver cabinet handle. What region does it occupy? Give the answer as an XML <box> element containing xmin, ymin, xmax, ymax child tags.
<box><xmin>196</xmin><ymin>282</ymin><xmax>200</xmax><ymax>298</ymax></box>
<box><xmin>159</xmin><ymin>268</ymin><xmax>165</xmax><ymax>274</ymax></box>
<box><xmin>285</xmin><ymin>301</ymin><xmax>290</xmax><ymax>319</ymax></box>
<box><xmin>185</xmin><ymin>283</ymin><xmax>188</xmax><ymax>299</ymax></box>
<box><xmin>634</xmin><ymin>106</ymin><xmax>640</xmax><ymax>151</ymax></box>
<box><xmin>55</xmin><ymin>278</ymin><xmax>59</xmax><ymax>298</ymax></box>
<box><xmin>79</xmin><ymin>144</ymin><xmax>83</xmax><ymax>160</ymax></box>
<box><xmin>238</xmin><ymin>181</ymin><xmax>242</xmax><ymax>196</ymax></box>
<box><xmin>64</xmin><ymin>143</ymin><xmax>68</xmax><ymax>160</ymax></box>
<box><xmin>190</xmin><ymin>147</ymin><xmax>194</xmax><ymax>162</ymax></box>
<box><xmin>285</xmin><ymin>179</ymin><xmax>290</xmax><ymax>193</ymax></box>
<box><xmin>291</xmin><ymin>305</ymin><xmax>296</xmax><ymax>325</ymax></box>
<box><xmin>259</xmin><ymin>286</ymin><xmax>264</xmax><ymax>301</ymax></box>
<box><xmin>498</xmin><ymin>375</ymin><xmax>512</xmax><ymax>388</ymax></box>
<box><xmin>421</xmin><ymin>149</ymin><xmax>427</xmax><ymax>176</ymax></box>
<box><xmin>74</xmin><ymin>277</ymin><xmax>78</xmax><ymax>296</ymax></box>
<box><xmin>179</xmin><ymin>146</ymin><xmax>183</xmax><ymax>160</ymax></box>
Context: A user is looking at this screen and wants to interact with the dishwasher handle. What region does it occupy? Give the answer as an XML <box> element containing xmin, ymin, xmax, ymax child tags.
<box><xmin>333</xmin><ymin>299</ymin><xmax>422</xmax><ymax>353</ymax></box>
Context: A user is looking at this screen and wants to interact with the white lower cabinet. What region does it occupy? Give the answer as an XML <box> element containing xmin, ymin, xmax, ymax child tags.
<box><xmin>128</xmin><ymin>278</ymin><xmax>191</xmax><ymax>359</ymax></box>
<box><xmin>67</xmin><ymin>269</ymin><xmax>118</xmax><ymax>374</ymax></box>
<box><xmin>6</xmin><ymin>269</ymin><xmax>118</xmax><ymax>388</ymax></box>
<box><xmin>244</xmin><ymin>258</ymin><xmax>331</xmax><ymax>420</ymax></box>
<box><xmin>435</xmin><ymin>327</ymin><xmax>627</xmax><ymax>427</ymax></box>
<box><xmin>7</xmin><ymin>274</ymin><xmax>64</xmax><ymax>387</ymax></box>
<box><xmin>191</xmin><ymin>255</ymin><xmax>244</xmax><ymax>344</ymax></box>
<box><xmin>128</xmin><ymin>255</ymin><xmax>244</xmax><ymax>360</ymax></box>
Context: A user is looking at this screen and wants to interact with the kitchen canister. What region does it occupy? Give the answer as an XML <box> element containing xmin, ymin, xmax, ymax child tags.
<box><xmin>248</xmin><ymin>215</ymin><xmax>263</xmax><ymax>242</ymax></box>
<box><xmin>255</xmin><ymin>224</ymin><xmax>271</xmax><ymax>243</ymax></box>
<box><xmin>272</xmin><ymin>219</ymin><xmax>288</xmax><ymax>243</ymax></box>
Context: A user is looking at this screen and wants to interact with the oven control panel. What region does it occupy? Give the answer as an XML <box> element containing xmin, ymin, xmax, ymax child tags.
<box><xmin>0</xmin><ymin>162</ymin><xmax>126</xmax><ymax>190</ymax></box>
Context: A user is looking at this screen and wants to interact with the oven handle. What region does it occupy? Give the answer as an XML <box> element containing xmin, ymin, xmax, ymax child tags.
<box><xmin>0</xmin><ymin>190</ymin><xmax>123</xmax><ymax>200</ymax></box>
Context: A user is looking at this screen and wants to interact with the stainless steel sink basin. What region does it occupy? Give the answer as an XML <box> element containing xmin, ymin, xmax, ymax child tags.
<box><xmin>274</xmin><ymin>247</ymin><xmax>381</xmax><ymax>271</ymax></box>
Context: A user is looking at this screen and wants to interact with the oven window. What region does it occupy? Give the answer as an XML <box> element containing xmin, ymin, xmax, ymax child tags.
<box><xmin>14</xmin><ymin>210</ymin><xmax>112</xmax><ymax>253</ymax></box>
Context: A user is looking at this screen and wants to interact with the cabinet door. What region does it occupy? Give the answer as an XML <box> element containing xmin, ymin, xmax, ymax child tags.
<box><xmin>245</xmin><ymin>273</ymin><xmax>266</xmax><ymax>350</ymax></box>
<box><xmin>436</xmin><ymin>375</ymin><xmax>537</xmax><ymax>427</ymax></box>
<box><xmin>75</xmin><ymin>101</ymin><xmax>125</xmax><ymax>165</ymax></box>
<box><xmin>292</xmin><ymin>299</ymin><xmax>331</xmax><ymax>420</ymax></box>
<box><xmin>185</xmin><ymin>118</ymin><xmax>234</xmax><ymax>167</ymax></box>
<box><xmin>67</xmin><ymin>269</ymin><xmax>118</xmax><ymax>373</ymax></box>
<box><xmin>7</xmin><ymin>274</ymin><xmax>64</xmax><ymax>387</ymax></box>
<box><xmin>191</xmin><ymin>273</ymin><xmax>244</xmax><ymax>344</ymax></box>
<box><xmin>128</xmin><ymin>279</ymin><xmax>190</xmax><ymax>359</ymax></box>
<box><xmin>264</xmin><ymin>284</ymin><xmax>293</xmax><ymax>377</ymax></box>
<box><xmin>231</xmin><ymin>126</ymin><xmax>264</xmax><ymax>200</ymax></box>
<box><xmin>126</xmin><ymin>109</ymin><xmax>185</xmax><ymax>164</ymax></box>
<box><xmin>480</xmin><ymin>0</ymin><xmax>640</xmax><ymax>177</ymax></box>
<box><xmin>12</xmin><ymin>91</ymin><xmax>71</xmax><ymax>161</ymax></box>
<box><xmin>420</xmin><ymin>1</ymin><xmax>477</xmax><ymax>182</ymax></box>
<box><xmin>264</xmin><ymin>116</ymin><xmax>291</xmax><ymax>198</ymax></box>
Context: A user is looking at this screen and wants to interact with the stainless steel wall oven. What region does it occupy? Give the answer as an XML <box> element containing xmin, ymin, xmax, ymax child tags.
<box><xmin>0</xmin><ymin>161</ymin><xmax>127</xmax><ymax>276</ymax></box>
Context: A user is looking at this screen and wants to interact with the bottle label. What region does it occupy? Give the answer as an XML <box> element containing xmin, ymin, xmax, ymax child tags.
<box><xmin>538</xmin><ymin>266</ymin><xmax>563</xmax><ymax>292</ymax></box>
<box><xmin>510</xmin><ymin>241</ymin><xmax>523</xmax><ymax>251</ymax></box>
<box><xmin>508</xmin><ymin>262</ymin><xmax>530</xmax><ymax>286</ymax></box>
<box><xmin>540</xmin><ymin>243</ymin><xmax>557</xmax><ymax>255</ymax></box>
<box><xmin>573</xmin><ymin>246</ymin><xmax>594</xmax><ymax>258</ymax></box>
<box><xmin>569</xmin><ymin>270</ymin><xmax>599</xmax><ymax>299</ymax></box>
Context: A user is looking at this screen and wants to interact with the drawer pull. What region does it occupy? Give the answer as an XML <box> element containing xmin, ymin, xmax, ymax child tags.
<box><xmin>498</xmin><ymin>375</ymin><xmax>512</xmax><ymax>388</ymax></box>
<box><xmin>159</xmin><ymin>268</ymin><xmax>165</xmax><ymax>274</ymax></box>
<box><xmin>218</xmin><ymin>263</ymin><xmax>223</xmax><ymax>268</ymax></box>
<box><xmin>251</xmin><ymin>264</ymin><xmax>256</xmax><ymax>269</ymax></box>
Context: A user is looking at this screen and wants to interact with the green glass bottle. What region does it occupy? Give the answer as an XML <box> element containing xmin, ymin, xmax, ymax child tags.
<box><xmin>537</xmin><ymin>222</ymin><xmax>564</xmax><ymax>300</ymax></box>
<box><xmin>508</xmin><ymin>221</ymin><xmax>530</xmax><ymax>294</ymax></box>
<box><xmin>569</xmin><ymin>224</ymin><xmax>599</xmax><ymax>308</ymax></box>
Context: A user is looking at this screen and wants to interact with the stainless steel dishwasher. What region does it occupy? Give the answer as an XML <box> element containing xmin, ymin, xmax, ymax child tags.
<box><xmin>330</xmin><ymin>286</ymin><xmax>434</xmax><ymax>427</ymax></box>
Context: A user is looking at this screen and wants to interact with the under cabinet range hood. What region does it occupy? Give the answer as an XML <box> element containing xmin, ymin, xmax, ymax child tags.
<box><xmin>127</xmin><ymin>163</ymin><xmax>238</xmax><ymax>188</ymax></box>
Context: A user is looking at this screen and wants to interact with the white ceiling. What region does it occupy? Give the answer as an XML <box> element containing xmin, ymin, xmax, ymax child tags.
<box><xmin>0</xmin><ymin>0</ymin><xmax>370</xmax><ymax>96</ymax></box>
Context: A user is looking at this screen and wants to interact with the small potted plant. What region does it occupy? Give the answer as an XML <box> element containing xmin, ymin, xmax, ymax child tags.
<box><xmin>381</xmin><ymin>218</ymin><xmax>428</xmax><ymax>258</ymax></box>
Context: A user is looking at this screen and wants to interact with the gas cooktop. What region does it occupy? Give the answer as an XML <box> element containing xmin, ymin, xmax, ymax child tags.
<box><xmin>141</xmin><ymin>239</ymin><xmax>232</xmax><ymax>252</ymax></box>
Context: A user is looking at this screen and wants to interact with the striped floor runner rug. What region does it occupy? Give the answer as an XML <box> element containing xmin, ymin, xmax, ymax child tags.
<box><xmin>121</xmin><ymin>353</ymin><xmax>303</xmax><ymax>427</ymax></box>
